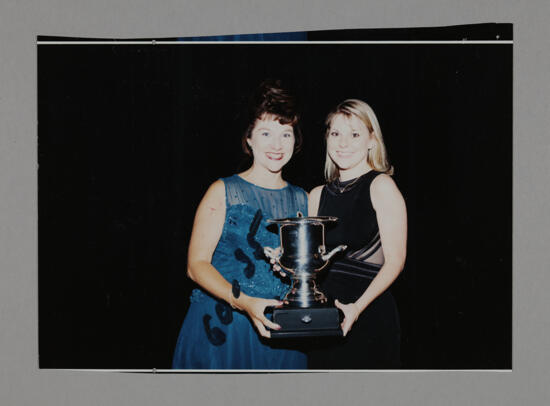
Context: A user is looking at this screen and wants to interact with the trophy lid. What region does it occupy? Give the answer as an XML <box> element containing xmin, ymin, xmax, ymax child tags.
<box><xmin>266</xmin><ymin>215</ymin><xmax>338</xmax><ymax>225</ymax></box>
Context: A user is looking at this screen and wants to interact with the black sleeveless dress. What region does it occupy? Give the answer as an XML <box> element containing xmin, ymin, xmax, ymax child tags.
<box><xmin>307</xmin><ymin>171</ymin><xmax>401</xmax><ymax>369</ymax></box>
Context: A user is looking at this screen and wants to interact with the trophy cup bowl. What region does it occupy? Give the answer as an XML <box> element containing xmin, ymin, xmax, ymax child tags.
<box><xmin>266</xmin><ymin>215</ymin><xmax>347</xmax><ymax>337</ymax></box>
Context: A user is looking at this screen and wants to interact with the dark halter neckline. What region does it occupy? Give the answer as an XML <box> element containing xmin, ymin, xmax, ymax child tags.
<box><xmin>328</xmin><ymin>171</ymin><xmax>374</xmax><ymax>194</ymax></box>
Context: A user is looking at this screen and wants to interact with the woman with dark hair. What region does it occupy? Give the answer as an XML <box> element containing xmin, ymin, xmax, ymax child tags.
<box><xmin>172</xmin><ymin>80</ymin><xmax>307</xmax><ymax>369</ymax></box>
<box><xmin>307</xmin><ymin>99</ymin><xmax>407</xmax><ymax>369</ymax></box>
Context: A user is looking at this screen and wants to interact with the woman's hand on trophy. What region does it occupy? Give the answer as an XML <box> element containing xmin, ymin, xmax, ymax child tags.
<box><xmin>263</xmin><ymin>246</ymin><xmax>286</xmax><ymax>277</ymax></box>
<box><xmin>334</xmin><ymin>299</ymin><xmax>361</xmax><ymax>337</ymax></box>
<box><xmin>240</xmin><ymin>295</ymin><xmax>283</xmax><ymax>338</ymax></box>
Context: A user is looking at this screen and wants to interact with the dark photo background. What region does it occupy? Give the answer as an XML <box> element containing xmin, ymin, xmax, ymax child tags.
<box><xmin>38</xmin><ymin>25</ymin><xmax>512</xmax><ymax>369</ymax></box>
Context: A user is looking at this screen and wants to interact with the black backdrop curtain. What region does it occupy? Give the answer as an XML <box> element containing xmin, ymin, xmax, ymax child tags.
<box><xmin>38</xmin><ymin>24</ymin><xmax>512</xmax><ymax>369</ymax></box>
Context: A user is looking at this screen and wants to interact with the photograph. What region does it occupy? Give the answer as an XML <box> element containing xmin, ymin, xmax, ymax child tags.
<box><xmin>37</xmin><ymin>23</ymin><xmax>512</xmax><ymax>370</ymax></box>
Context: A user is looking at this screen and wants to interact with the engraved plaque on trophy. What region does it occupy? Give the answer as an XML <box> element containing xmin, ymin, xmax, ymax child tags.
<box><xmin>265</xmin><ymin>214</ymin><xmax>347</xmax><ymax>338</ymax></box>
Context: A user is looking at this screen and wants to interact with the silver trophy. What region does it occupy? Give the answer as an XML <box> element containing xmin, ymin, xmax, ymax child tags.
<box><xmin>265</xmin><ymin>214</ymin><xmax>347</xmax><ymax>337</ymax></box>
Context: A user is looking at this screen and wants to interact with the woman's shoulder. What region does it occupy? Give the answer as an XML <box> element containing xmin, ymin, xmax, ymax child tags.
<box><xmin>216</xmin><ymin>174</ymin><xmax>246</xmax><ymax>196</ymax></box>
<box><xmin>202</xmin><ymin>179</ymin><xmax>226</xmax><ymax>204</ymax></box>
<box><xmin>218</xmin><ymin>173</ymin><xmax>240</xmax><ymax>186</ymax></box>
<box><xmin>285</xmin><ymin>181</ymin><xmax>308</xmax><ymax>196</ymax></box>
<box><xmin>369</xmin><ymin>173</ymin><xmax>404</xmax><ymax>210</ymax></box>
<box><xmin>283</xmin><ymin>182</ymin><xmax>308</xmax><ymax>213</ymax></box>
<box><xmin>309</xmin><ymin>185</ymin><xmax>325</xmax><ymax>200</ymax></box>
<box><xmin>370</xmin><ymin>172</ymin><xmax>397</xmax><ymax>192</ymax></box>
<box><xmin>208</xmin><ymin>178</ymin><xmax>226</xmax><ymax>191</ymax></box>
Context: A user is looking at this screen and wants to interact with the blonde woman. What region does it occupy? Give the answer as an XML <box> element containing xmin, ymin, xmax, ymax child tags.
<box><xmin>308</xmin><ymin>99</ymin><xmax>407</xmax><ymax>369</ymax></box>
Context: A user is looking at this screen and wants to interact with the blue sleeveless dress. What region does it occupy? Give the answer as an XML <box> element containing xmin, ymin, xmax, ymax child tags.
<box><xmin>172</xmin><ymin>174</ymin><xmax>308</xmax><ymax>369</ymax></box>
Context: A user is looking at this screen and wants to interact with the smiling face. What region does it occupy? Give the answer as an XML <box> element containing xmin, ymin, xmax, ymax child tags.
<box><xmin>247</xmin><ymin>114</ymin><xmax>295</xmax><ymax>173</ymax></box>
<box><xmin>326</xmin><ymin>113</ymin><xmax>376</xmax><ymax>178</ymax></box>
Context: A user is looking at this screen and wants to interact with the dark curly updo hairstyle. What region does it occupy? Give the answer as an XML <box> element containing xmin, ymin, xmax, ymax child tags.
<box><xmin>241</xmin><ymin>79</ymin><xmax>302</xmax><ymax>156</ymax></box>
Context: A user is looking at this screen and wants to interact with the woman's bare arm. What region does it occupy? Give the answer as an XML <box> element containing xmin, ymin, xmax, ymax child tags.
<box><xmin>187</xmin><ymin>180</ymin><xmax>282</xmax><ymax>337</ymax></box>
<box><xmin>308</xmin><ymin>185</ymin><xmax>324</xmax><ymax>216</ymax></box>
<box><xmin>186</xmin><ymin>180</ymin><xmax>232</xmax><ymax>300</ymax></box>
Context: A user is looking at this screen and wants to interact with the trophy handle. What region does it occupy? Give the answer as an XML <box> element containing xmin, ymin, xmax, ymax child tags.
<box><xmin>264</xmin><ymin>246</ymin><xmax>283</xmax><ymax>263</ymax></box>
<box><xmin>320</xmin><ymin>244</ymin><xmax>347</xmax><ymax>261</ymax></box>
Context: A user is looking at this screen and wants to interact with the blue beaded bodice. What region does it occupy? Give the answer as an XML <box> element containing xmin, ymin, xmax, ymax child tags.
<box><xmin>190</xmin><ymin>174</ymin><xmax>308</xmax><ymax>303</ymax></box>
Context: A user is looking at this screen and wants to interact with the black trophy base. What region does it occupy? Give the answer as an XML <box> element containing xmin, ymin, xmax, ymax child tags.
<box><xmin>270</xmin><ymin>306</ymin><xmax>343</xmax><ymax>338</ymax></box>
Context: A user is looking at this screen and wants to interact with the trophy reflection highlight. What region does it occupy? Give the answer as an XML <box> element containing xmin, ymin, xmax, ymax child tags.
<box><xmin>265</xmin><ymin>214</ymin><xmax>347</xmax><ymax>337</ymax></box>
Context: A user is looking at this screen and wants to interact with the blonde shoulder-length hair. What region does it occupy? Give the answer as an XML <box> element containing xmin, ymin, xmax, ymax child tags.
<box><xmin>324</xmin><ymin>99</ymin><xmax>393</xmax><ymax>182</ymax></box>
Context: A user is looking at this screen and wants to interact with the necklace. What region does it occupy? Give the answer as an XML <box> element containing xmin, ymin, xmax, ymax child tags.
<box><xmin>336</xmin><ymin>175</ymin><xmax>362</xmax><ymax>193</ymax></box>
